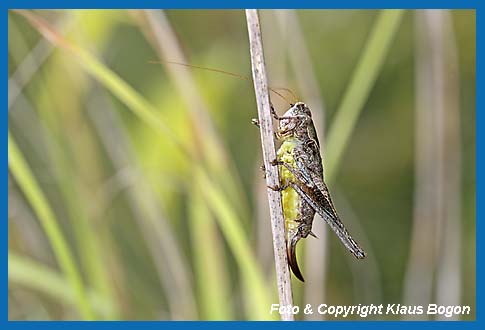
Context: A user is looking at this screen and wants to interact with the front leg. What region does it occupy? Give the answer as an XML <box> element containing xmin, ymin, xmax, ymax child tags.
<box><xmin>270</xmin><ymin>103</ymin><xmax>280</xmax><ymax>120</ymax></box>
<box><xmin>252</xmin><ymin>102</ymin><xmax>279</xmax><ymax>126</ymax></box>
<box><xmin>252</xmin><ymin>119</ymin><xmax>280</xmax><ymax>141</ymax></box>
<box><xmin>270</xmin><ymin>158</ymin><xmax>283</xmax><ymax>167</ymax></box>
<box><xmin>251</xmin><ymin>118</ymin><xmax>260</xmax><ymax>127</ymax></box>
<box><xmin>267</xmin><ymin>181</ymin><xmax>291</xmax><ymax>192</ymax></box>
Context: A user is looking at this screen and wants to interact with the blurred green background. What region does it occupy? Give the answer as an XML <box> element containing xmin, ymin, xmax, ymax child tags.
<box><xmin>8</xmin><ymin>9</ymin><xmax>475</xmax><ymax>320</ymax></box>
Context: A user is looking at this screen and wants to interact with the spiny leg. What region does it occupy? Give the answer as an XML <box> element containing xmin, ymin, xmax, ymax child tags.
<box><xmin>293</xmin><ymin>216</ymin><xmax>318</xmax><ymax>238</ymax></box>
<box><xmin>251</xmin><ymin>119</ymin><xmax>280</xmax><ymax>141</ymax></box>
<box><xmin>270</xmin><ymin>103</ymin><xmax>280</xmax><ymax>120</ymax></box>
<box><xmin>252</xmin><ymin>102</ymin><xmax>289</xmax><ymax>124</ymax></box>
<box><xmin>251</xmin><ymin>101</ymin><xmax>278</xmax><ymax>127</ymax></box>
<box><xmin>267</xmin><ymin>181</ymin><xmax>290</xmax><ymax>192</ymax></box>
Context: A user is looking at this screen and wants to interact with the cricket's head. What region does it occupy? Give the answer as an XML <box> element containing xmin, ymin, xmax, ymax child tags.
<box><xmin>277</xmin><ymin>102</ymin><xmax>313</xmax><ymax>139</ymax></box>
<box><xmin>286</xmin><ymin>222</ymin><xmax>314</xmax><ymax>282</ymax></box>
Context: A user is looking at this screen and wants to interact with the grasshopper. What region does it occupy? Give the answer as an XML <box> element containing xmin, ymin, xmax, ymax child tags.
<box><xmin>264</xmin><ymin>102</ymin><xmax>366</xmax><ymax>282</ymax></box>
<box><xmin>160</xmin><ymin>61</ymin><xmax>366</xmax><ymax>282</ymax></box>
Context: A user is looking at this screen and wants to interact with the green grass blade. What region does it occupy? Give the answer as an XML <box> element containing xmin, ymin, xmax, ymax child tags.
<box><xmin>325</xmin><ymin>10</ymin><xmax>405</xmax><ymax>182</ymax></box>
<box><xmin>8</xmin><ymin>252</ymin><xmax>115</xmax><ymax>318</ymax></box>
<box><xmin>8</xmin><ymin>133</ymin><xmax>94</xmax><ymax>320</ymax></box>
<box><xmin>15</xmin><ymin>11</ymin><xmax>274</xmax><ymax>319</ymax></box>
<box><xmin>196</xmin><ymin>169</ymin><xmax>276</xmax><ymax>320</ymax></box>
<box><xmin>31</xmin><ymin>17</ymin><xmax>120</xmax><ymax>317</ymax></box>
<box><xmin>188</xmin><ymin>190</ymin><xmax>232</xmax><ymax>320</ymax></box>
<box><xmin>13</xmin><ymin>10</ymin><xmax>189</xmax><ymax>154</ymax></box>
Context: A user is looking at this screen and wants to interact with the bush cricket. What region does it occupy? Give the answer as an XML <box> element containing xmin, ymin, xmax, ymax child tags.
<box><xmin>158</xmin><ymin>61</ymin><xmax>366</xmax><ymax>282</ymax></box>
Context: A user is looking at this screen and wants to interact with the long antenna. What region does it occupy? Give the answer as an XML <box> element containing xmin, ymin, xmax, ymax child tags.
<box><xmin>272</xmin><ymin>87</ymin><xmax>298</xmax><ymax>104</ymax></box>
<box><xmin>149</xmin><ymin>60</ymin><xmax>298</xmax><ymax>105</ymax></box>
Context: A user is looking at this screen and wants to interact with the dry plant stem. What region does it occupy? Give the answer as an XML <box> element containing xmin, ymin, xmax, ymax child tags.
<box><xmin>245</xmin><ymin>9</ymin><xmax>294</xmax><ymax>321</ymax></box>
<box><xmin>402</xmin><ymin>11</ymin><xmax>438</xmax><ymax>318</ymax></box>
<box><xmin>403</xmin><ymin>10</ymin><xmax>461</xmax><ymax>320</ymax></box>
<box><xmin>433</xmin><ymin>11</ymin><xmax>461</xmax><ymax>318</ymax></box>
<box><xmin>86</xmin><ymin>92</ymin><xmax>197</xmax><ymax>319</ymax></box>
<box><xmin>253</xmin><ymin>11</ymin><xmax>284</xmax><ymax>280</ymax></box>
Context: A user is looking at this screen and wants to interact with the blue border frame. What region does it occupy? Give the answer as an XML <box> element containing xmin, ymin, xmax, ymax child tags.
<box><xmin>3</xmin><ymin>1</ymin><xmax>480</xmax><ymax>9</ymax></box>
<box><xmin>5</xmin><ymin>1</ymin><xmax>480</xmax><ymax>328</ymax></box>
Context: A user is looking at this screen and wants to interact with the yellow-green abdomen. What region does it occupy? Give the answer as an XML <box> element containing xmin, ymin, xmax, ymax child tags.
<box><xmin>277</xmin><ymin>138</ymin><xmax>301</xmax><ymax>234</ymax></box>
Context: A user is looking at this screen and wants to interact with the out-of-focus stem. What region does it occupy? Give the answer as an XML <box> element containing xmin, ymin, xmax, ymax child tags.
<box><xmin>403</xmin><ymin>10</ymin><xmax>462</xmax><ymax>320</ymax></box>
<box><xmin>8</xmin><ymin>13</ymin><xmax>74</xmax><ymax>108</ymax></box>
<box><xmin>87</xmin><ymin>92</ymin><xmax>197</xmax><ymax>319</ymax></box>
<box><xmin>141</xmin><ymin>10</ymin><xmax>251</xmax><ymax>222</ymax></box>
<box><xmin>325</xmin><ymin>10</ymin><xmax>405</xmax><ymax>183</ymax></box>
<box><xmin>434</xmin><ymin>10</ymin><xmax>461</xmax><ymax>320</ymax></box>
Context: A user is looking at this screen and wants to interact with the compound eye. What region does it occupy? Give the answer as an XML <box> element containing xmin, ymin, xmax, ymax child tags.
<box><xmin>302</xmin><ymin>106</ymin><xmax>312</xmax><ymax>117</ymax></box>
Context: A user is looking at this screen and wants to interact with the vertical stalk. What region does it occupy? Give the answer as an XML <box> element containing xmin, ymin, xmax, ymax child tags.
<box><xmin>245</xmin><ymin>9</ymin><xmax>294</xmax><ymax>321</ymax></box>
<box><xmin>433</xmin><ymin>10</ymin><xmax>462</xmax><ymax>319</ymax></box>
<box><xmin>403</xmin><ymin>10</ymin><xmax>462</xmax><ymax>320</ymax></box>
<box><xmin>325</xmin><ymin>10</ymin><xmax>405</xmax><ymax>183</ymax></box>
